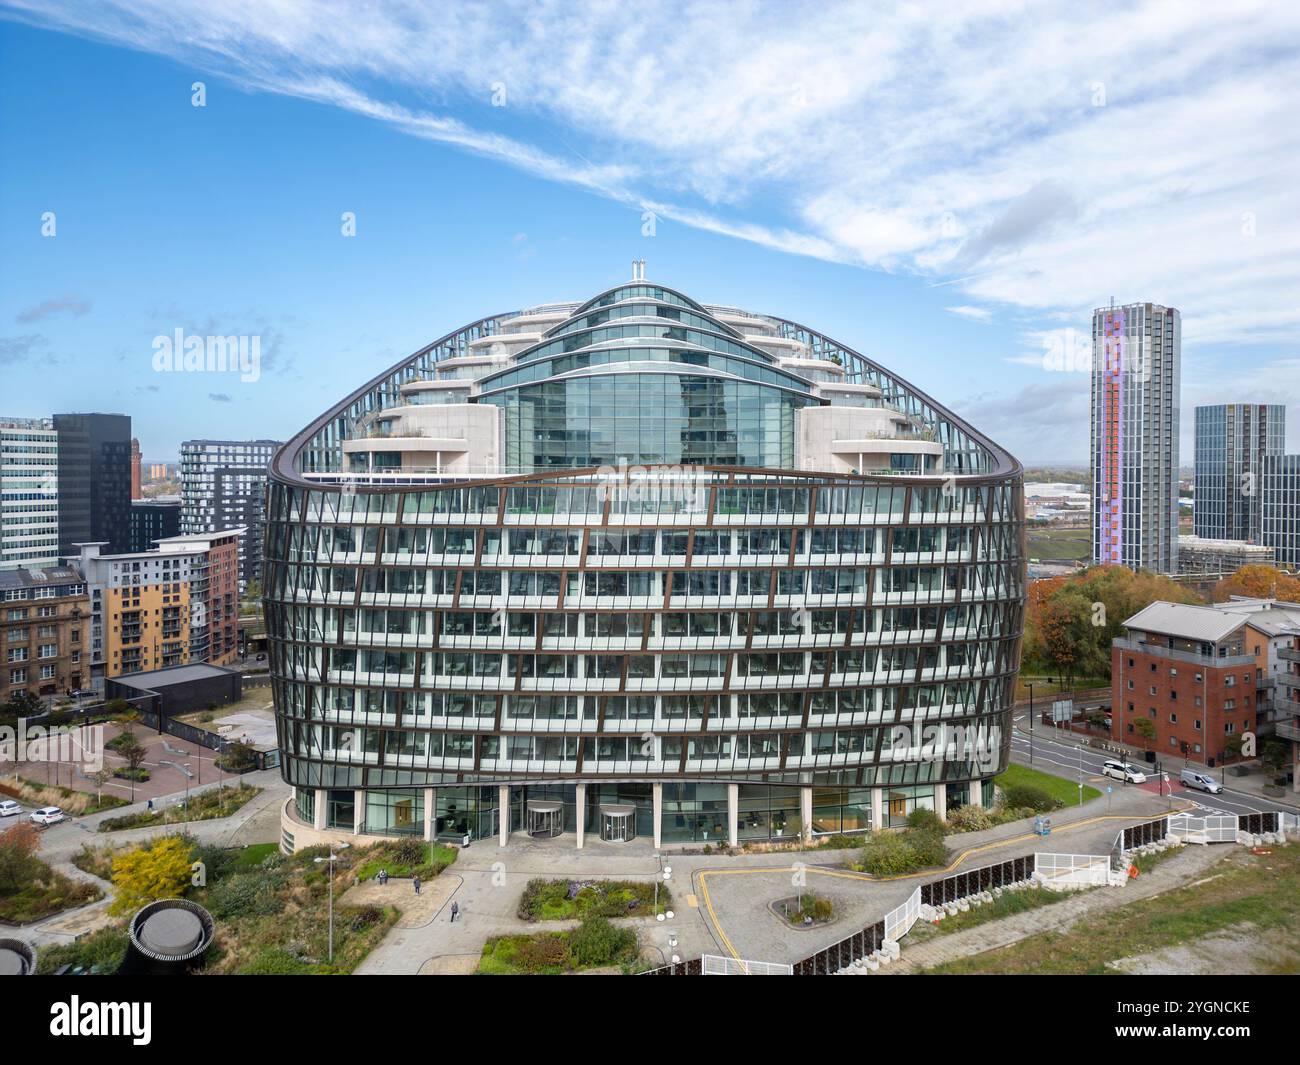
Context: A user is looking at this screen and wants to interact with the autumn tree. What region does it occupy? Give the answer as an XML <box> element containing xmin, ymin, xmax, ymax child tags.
<box><xmin>1212</xmin><ymin>565</ymin><xmax>1300</xmax><ymax>603</ymax></box>
<box><xmin>0</xmin><ymin>822</ymin><xmax>42</xmax><ymax>895</ymax></box>
<box><xmin>109</xmin><ymin>836</ymin><xmax>194</xmax><ymax>916</ymax></box>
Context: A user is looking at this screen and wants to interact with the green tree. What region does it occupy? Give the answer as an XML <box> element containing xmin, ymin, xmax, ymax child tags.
<box><xmin>1132</xmin><ymin>717</ymin><xmax>1157</xmax><ymax>753</ymax></box>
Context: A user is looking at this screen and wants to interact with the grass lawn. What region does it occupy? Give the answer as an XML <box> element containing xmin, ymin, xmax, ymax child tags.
<box><xmin>353</xmin><ymin>840</ymin><xmax>458</xmax><ymax>881</ymax></box>
<box><xmin>1014</xmin><ymin>675</ymin><xmax>1111</xmax><ymax>700</ymax></box>
<box><xmin>923</xmin><ymin>843</ymin><xmax>1300</xmax><ymax>974</ymax></box>
<box><xmin>995</xmin><ymin>763</ymin><xmax>1101</xmax><ymax>806</ymax></box>
<box><xmin>517</xmin><ymin>878</ymin><xmax>670</xmax><ymax>921</ymax></box>
<box><xmin>1027</xmin><ymin>526</ymin><xmax>1091</xmax><ymax>561</ymax></box>
<box><xmin>908</xmin><ymin>885</ymin><xmax>1083</xmax><ymax>942</ymax></box>
<box><xmin>228</xmin><ymin>842</ymin><xmax>278</xmax><ymax>870</ymax></box>
<box><xmin>96</xmin><ymin>783</ymin><xmax>261</xmax><ymax>832</ymax></box>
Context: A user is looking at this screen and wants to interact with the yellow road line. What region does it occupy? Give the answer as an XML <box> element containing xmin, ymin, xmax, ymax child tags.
<box><xmin>697</xmin><ymin>806</ymin><xmax>1194</xmax><ymax>960</ymax></box>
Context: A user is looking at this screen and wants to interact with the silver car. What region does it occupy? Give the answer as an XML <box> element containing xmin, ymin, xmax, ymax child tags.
<box><xmin>1179</xmin><ymin>769</ymin><xmax>1223</xmax><ymax>794</ymax></box>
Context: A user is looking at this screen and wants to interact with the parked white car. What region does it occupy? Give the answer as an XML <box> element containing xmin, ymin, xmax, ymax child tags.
<box><xmin>1102</xmin><ymin>760</ymin><xmax>1147</xmax><ymax>784</ymax></box>
<box><xmin>0</xmin><ymin>799</ymin><xmax>21</xmax><ymax>817</ymax></box>
<box><xmin>30</xmin><ymin>805</ymin><xmax>65</xmax><ymax>825</ymax></box>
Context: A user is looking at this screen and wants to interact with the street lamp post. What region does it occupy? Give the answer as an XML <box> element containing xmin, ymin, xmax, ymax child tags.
<box><xmin>313</xmin><ymin>842</ymin><xmax>350</xmax><ymax>964</ymax></box>
<box><xmin>184</xmin><ymin>765</ymin><xmax>191</xmax><ymax>814</ymax></box>
<box><xmin>1028</xmin><ymin>682</ymin><xmax>1035</xmax><ymax>766</ymax></box>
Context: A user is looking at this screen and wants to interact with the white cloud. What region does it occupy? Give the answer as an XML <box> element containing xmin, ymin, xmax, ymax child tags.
<box><xmin>6</xmin><ymin>0</ymin><xmax>1300</xmax><ymax>382</ymax></box>
<box><xmin>946</xmin><ymin>306</ymin><xmax>993</xmax><ymax>323</ymax></box>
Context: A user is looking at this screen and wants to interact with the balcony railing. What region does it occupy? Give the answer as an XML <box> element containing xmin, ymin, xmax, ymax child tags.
<box><xmin>1113</xmin><ymin>637</ymin><xmax>1256</xmax><ymax>670</ymax></box>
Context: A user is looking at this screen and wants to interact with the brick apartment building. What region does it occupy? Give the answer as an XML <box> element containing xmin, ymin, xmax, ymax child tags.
<box><xmin>1111</xmin><ymin>601</ymin><xmax>1287</xmax><ymax>768</ymax></box>
<box><xmin>1</xmin><ymin>564</ymin><xmax>89</xmax><ymax>700</ymax></box>
<box><xmin>73</xmin><ymin>528</ymin><xmax>243</xmax><ymax>680</ymax></box>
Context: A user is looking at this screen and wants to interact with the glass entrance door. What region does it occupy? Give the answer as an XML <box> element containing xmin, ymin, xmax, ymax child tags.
<box><xmin>599</xmin><ymin>806</ymin><xmax>635</xmax><ymax>842</ymax></box>
<box><xmin>527</xmin><ymin>803</ymin><xmax>563</xmax><ymax>837</ymax></box>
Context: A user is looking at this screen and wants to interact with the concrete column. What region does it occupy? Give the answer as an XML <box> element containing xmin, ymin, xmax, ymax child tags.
<box><xmin>727</xmin><ymin>783</ymin><xmax>739</xmax><ymax>848</ymax></box>
<box><xmin>871</xmin><ymin>786</ymin><xmax>884</xmax><ymax>831</ymax></box>
<box><xmin>353</xmin><ymin>789</ymin><xmax>364</xmax><ymax>834</ymax></box>
<box><xmin>968</xmin><ymin>777</ymin><xmax>983</xmax><ymax>808</ymax></box>
<box><xmin>313</xmin><ymin>788</ymin><xmax>327</xmax><ymax>831</ymax></box>
<box><xmin>575</xmin><ymin>783</ymin><xmax>587</xmax><ymax>849</ymax></box>
<box><xmin>800</xmin><ymin>786</ymin><xmax>813</xmax><ymax>842</ymax></box>
<box><xmin>652</xmin><ymin>782</ymin><xmax>663</xmax><ymax>849</ymax></box>
<box><xmin>498</xmin><ymin>785</ymin><xmax>509</xmax><ymax>847</ymax></box>
<box><xmin>423</xmin><ymin>787</ymin><xmax>434</xmax><ymax>842</ymax></box>
<box><xmin>934</xmin><ymin>783</ymin><xmax>947</xmax><ymax>821</ymax></box>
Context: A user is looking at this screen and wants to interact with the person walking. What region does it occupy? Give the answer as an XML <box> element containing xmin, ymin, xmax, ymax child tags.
<box><xmin>450</xmin><ymin>900</ymin><xmax>459</xmax><ymax>922</ymax></box>
<box><xmin>413</xmin><ymin>875</ymin><xmax>421</xmax><ymax>896</ymax></box>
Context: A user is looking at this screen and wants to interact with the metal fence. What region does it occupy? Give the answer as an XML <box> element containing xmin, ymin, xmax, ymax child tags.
<box><xmin>702</xmin><ymin>954</ymin><xmax>792</xmax><ymax>975</ymax></box>
<box><xmin>883</xmin><ymin>887</ymin><xmax>922</xmax><ymax>943</ymax></box>
<box><xmin>1033</xmin><ymin>852</ymin><xmax>1110</xmax><ymax>887</ymax></box>
<box><xmin>1121</xmin><ymin>816</ymin><xmax>1169</xmax><ymax>851</ymax></box>
<box><xmin>920</xmin><ymin>855</ymin><xmax>1034</xmax><ymax>906</ymax></box>
<box><xmin>791</xmin><ymin>921</ymin><xmax>887</xmax><ymax>975</ymax></box>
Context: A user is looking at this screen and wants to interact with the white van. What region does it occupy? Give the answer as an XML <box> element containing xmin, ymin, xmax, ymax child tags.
<box><xmin>1179</xmin><ymin>768</ymin><xmax>1223</xmax><ymax>794</ymax></box>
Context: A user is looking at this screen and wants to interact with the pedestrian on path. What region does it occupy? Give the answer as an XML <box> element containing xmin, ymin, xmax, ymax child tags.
<box><xmin>378</xmin><ymin>868</ymin><xmax>388</xmax><ymax>886</ymax></box>
<box><xmin>450</xmin><ymin>900</ymin><xmax>459</xmax><ymax>922</ymax></box>
<box><xmin>413</xmin><ymin>876</ymin><xmax>421</xmax><ymax>895</ymax></box>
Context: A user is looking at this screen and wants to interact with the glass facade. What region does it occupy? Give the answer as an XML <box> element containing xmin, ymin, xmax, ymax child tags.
<box><xmin>265</xmin><ymin>280</ymin><xmax>1025</xmax><ymax>842</ymax></box>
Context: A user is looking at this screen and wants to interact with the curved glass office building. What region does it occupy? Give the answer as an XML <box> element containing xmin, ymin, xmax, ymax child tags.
<box><xmin>267</xmin><ymin>271</ymin><xmax>1025</xmax><ymax>850</ymax></box>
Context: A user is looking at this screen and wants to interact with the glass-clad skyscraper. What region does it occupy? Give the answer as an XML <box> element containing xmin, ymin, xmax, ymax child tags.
<box><xmin>266</xmin><ymin>272</ymin><xmax>1025</xmax><ymax>849</ymax></box>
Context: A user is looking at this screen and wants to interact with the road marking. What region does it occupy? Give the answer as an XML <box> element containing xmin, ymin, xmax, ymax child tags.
<box><xmin>695</xmin><ymin>808</ymin><xmax>1194</xmax><ymax>960</ymax></box>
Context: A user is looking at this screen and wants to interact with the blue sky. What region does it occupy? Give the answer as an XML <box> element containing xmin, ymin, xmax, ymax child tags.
<box><xmin>1</xmin><ymin>2</ymin><xmax>1298</xmax><ymax>465</ymax></box>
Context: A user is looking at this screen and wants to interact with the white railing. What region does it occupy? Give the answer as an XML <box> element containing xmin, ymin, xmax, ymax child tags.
<box><xmin>1034</xmin><ymin>852</ymin><xmax>1110</xmax><ymax>887</ymax></box>
<box><xmin>702</xmin><ymin>954</ymin><xmax>792</xmax><ymax>976</ymax></box>
<box><xmin>1204</xmin><ymin>815</ymin><xmax>1238</xmax><ymax>843</ymax></box>
<box><xmin>1167</xmin><ymin>813</ymin><xmax>1205</xmax><ymax>841</ymax></box>
<box><xmin>883</xmin><ymin>886</ymin><xmax>923</xmax><ymax>942</ymax></box>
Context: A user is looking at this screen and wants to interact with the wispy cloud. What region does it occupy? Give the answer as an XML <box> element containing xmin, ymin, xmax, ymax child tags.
<box><xmin>946</xmin><ymin>305</ymin><xmax>993</xmax><ymax>323</ymax></box>
<box><xmin>16</xmin><ymin>295</ymin><xmax>91</xmax><ymax>323</ymax></box>
<box><xmin>5</xmin><ymin>0</ymin><xmax>1299</xmax><ymax>358</ymax></box>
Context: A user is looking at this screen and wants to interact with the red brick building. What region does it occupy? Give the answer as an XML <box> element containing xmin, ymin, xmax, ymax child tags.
<box><xmin>1111</xmin><ymin>602</ymin><xmax>1261</xmax><ymax>768</ymax></box>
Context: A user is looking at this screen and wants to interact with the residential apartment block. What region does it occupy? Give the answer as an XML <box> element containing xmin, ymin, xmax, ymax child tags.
<box><xmin>1090</xmin><ymin>303</ymin><xmax>1180</xmax><ymax>573</ymax></box>
<box><xmin>73</xmin><ymin>529</ymin><xmax>243</xmax><ymax>679</ymax></box>
<box><xmin>1193</xmin><ymin>403</ymin><xmax>1284</xmax><ymax>544</ymax></box>
<box><xmin>1111</xmin><ymin>600</ymin><xmax>1299</xmax><ymax>773</ymax></box>
<box><xmin>1261</xmin><ymin>454</ymin><xmax>1300</xmax><ymax>567</ymax></box>
<box><xmin>180</xmin><ymin>438</ymin><xmax>281</xmax><ymax>593</ymax></box>
<box><xmin>1</xmin><ymin>565</ymin><xmax>88</xmax><ymax>700</ymax></box>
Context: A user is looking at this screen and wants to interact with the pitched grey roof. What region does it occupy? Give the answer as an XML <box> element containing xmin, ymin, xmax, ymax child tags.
<box><xmin>1123</xmin><ymin>601</ymin><xmax>1247</xmax><ymax>643</ymax></box>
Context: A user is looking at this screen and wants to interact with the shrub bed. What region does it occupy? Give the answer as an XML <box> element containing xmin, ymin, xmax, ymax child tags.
<box><xmin>96</xmin><ymin>784</ymin><xmax>260</xmax><ymax>832</ymax></box>
<box><xmin>517</xmin><ymin>878</ymin><xmax>667</xmax><ymax>921</ymax></box>
<box><xmin>478</xmin><ymin>917</ymin><xmax>639</xmax><ymax>974</ymax></box>
<box><xmin>855</xmin><ymin>809</ymin><xmax>950</xmax><ymax>876</ymax></box>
